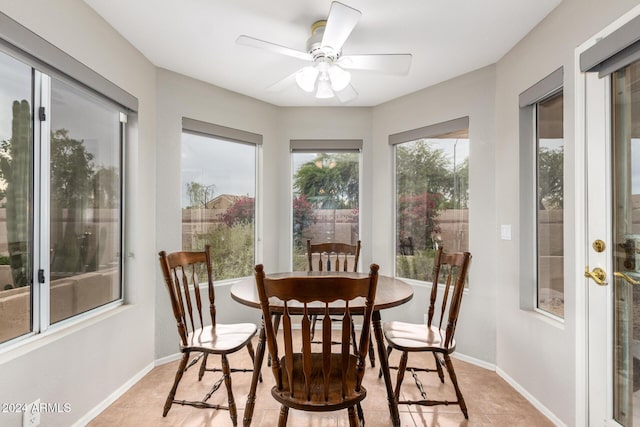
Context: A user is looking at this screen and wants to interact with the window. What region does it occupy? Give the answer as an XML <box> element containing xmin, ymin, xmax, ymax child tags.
<box><xmin>48</xmin><ymin>77</ymin><xmax>124</xmax><ymax>324</ymax></box>
<box><xmin>0</xmin><ymin>47</ymin><xmax>128</xmax><ymax>344</ymax></box>
<box><xmin>181</xmin><ymin>119</ymin><xmax>259</xmax><ymax>280</ymax></box>
<box><xmin>0</xmin><ymin>49</ymin><xmax>33</xmax><ymax>343</ymax></box>
<box><xmin>519</xmin><ymin>68</ymin><xmax>564</xmax><ymax>318</ymax></box>
<box><xmin>290</xmin><ymin>140</ymin><xmax>361</xmax><ymax>271</ymax></box>
<box><xmin>536</xmin><ymin>93</ymin><xmax>564</xmax><ymax>317</ymax></box>
<box><xmin>391</xmin><ymin>117</ymin><xmax>469</xmax><ymax>281</ymax></box>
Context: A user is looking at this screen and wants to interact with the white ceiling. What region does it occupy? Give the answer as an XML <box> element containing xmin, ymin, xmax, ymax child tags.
<box><xmin>83</xmin><ymin>0</ymin><xmax>561</xmax><ymax>107</ymax></box>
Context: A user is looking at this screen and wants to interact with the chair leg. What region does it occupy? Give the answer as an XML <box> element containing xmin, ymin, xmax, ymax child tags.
<box><xmin>351</xmin><ymin>319</ymin><xmax>376</xmax><ymax>368</ymax></box>
<box><xmin>356</xmin><ymin>402</ymin><xmax>365</xmax><ymax>426</ymax></box>
<box><xmin>394</xmin><ymin>351</ymin><xmax>408</xmax><ymax>402</ymax></box>
<box><xmin>433</xmin><ymin>353</ymin><xmax>445</xmax><ymax>383</ymax></box>
<box><xmin>348</xmin><ymin>319</ymin><xmax>375</xmax><ymax>368</ymax></box>
<box><xmin>164</xmin><ymin>352</ymin><xmax>189</xmax><ymax>416</ymax></box>
<box><xmin>278</xmin><ymin>405</ymin><xmax>289</xmax><ymax>427</ymax></box>
<box><xmin>444</xmin><ymin>353</ymin><xmax>468</xmax><ymax>419</ymax></box>
<box><xmin>221</xmin><ymin>354</ymin><xmax>238</xmax><ymax>426</ymax></box>
<box><xmin>368</xmin><ymin>327</ymin><xmax>376</xmax><ymax>368</ymax></box>
<box><xmin>378</xmin><ymin>345</ymin><xmax>393</xmax><ymax>378</ymax></box>
<box><xmin>246</xmin><ymin>341</ymin><xmax>262</xmax><ymax>382</ymax></box>
<box><xmin>348</xmin><ymin>405</ymin><xmax>359</xmax><ymax>427</ymax></box>
<box><xmin>198</xmin><ymin>353</ymin><xmax>209</xmax><ymax>381</ymax></box>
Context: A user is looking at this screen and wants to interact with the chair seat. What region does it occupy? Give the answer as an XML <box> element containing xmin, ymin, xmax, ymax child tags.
<box><xmin>383</xmin><ymin>321</ymin><xmax>456</xmax><ymax>353</ymax></box>
<box><xmin>184</xmin><ymin>323</ymin><xmax>257</xmax><ymax>354</ymax></box>
<box><xmin>271</xmin><ymin>353</ymin><xmax>367</xmax><ymax>411</ymax></box>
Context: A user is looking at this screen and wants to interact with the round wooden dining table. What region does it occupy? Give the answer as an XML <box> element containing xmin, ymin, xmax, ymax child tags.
<box><xmin>231</xmin><ymin>271</ymin><xmax>413</xmax><ymax>427</ymax></box>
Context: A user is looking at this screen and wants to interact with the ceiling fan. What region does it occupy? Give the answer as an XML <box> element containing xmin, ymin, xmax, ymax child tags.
<box><xmin>236</xmin><ymin>1</ymin><xmax>412</xmax><ymax>103</ymax></box>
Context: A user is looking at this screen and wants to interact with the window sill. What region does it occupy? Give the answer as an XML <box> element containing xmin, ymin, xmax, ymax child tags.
<box><xmin>0</xmin><ymin>302</ymin><xmax>129</xmax><ymax>365</ymax></box>
<box><xmin>526</xmin><ymin>307</ymin><xmax>565</xmax><ymax>329</ymax></box>
<box><xmin>395</xmin><ymin>276</ymin><xmax>470</xmax><ymax>294</ymax></box>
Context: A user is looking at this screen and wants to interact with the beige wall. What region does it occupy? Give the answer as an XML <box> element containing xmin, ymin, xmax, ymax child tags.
<box><xmin>372</xmin><ymin>65</ymin><xmax>498</xmax><ymax>365</ymax></box>
<box><xmin>0</xmin><ymin>0</ymin><xmax>157</xmax><ymax>426</ymax></box>
<box><xmin>2</xmin><ymin>1</ymin><xmax>640</xmax><ymax>426</ymax></box>
<box><xmin>155</xmin><ymin>69</ymin><xmax>279</xmax><ymax>358</ymax></box>
<box><xmin>494</xmin><ymin>0</ymin><xmax>640</xmax><ymax>425</ymax></box>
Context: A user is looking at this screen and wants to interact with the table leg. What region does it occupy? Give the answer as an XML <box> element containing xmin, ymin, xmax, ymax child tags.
<box><xmin>244</xmin><ymin>317</ymin><xmax>266</xmax><ymax>427</ymax></box>
<box><xmin>372</xmin><ymin>310</ymin><xmax>400</xmax><ymax>427</ymax></box>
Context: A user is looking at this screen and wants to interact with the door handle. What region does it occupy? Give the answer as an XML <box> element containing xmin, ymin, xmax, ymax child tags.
<box><xmin>614</xmin><ymin>271</ymin><xmax>640</xmax><ymax>286</ymax></box>
<box><xmin>584</xmin><ymin>266</ymin><xmax>608</xmax><ymax>286</ymax></box>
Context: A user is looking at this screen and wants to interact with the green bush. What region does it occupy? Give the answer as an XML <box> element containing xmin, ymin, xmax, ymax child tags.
<box><xmin>395</xmin><ymin>249</ymin><xmax>436</xmax><ymax>281</ymax></box>
<box><xmin>190</xmin><ymin>222</ymin><xmax>255</xmax><ymax>281</ymax></box>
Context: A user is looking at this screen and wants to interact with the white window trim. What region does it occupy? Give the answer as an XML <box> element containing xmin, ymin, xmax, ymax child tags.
<box><xmin>518</xmin><ymin>67</ymin><xmax>564</xmax><ymax>320</ymax></box>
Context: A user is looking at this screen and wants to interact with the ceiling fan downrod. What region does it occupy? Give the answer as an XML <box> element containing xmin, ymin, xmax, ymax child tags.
<box><xmin>307</xmin><ymin>20</ymin><xmax>340</xmax><ymax>63</ymax></box>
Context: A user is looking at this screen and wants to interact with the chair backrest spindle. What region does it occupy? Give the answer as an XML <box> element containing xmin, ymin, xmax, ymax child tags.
<box><xmin>307</xmin><ymin>240</ymin><xmax>361</xmax><ymax>273</ymax></box>
<box><xmin>425</xmin><ymin>247</ymin><xmax>472</xmax><ymax>349</ymax></box>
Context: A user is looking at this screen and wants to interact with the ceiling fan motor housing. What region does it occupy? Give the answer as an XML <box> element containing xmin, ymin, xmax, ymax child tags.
<box><xmin>307</xmin><ymin>20</ymin><xmax>339</xmax><ymax>62</ymax></box>
<box><xmin>236</xmin><ymin>1</ymin><xmax>410</xmax><ymax>103</ymax></box>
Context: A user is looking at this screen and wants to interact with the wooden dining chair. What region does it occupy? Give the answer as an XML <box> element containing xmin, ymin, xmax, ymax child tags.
<box><xmin>306</xmin><ymin>240</ymin><xmax>361</xmax><ymax>273</ymax></box>
<box><xmin>254</xmin><ymin>263</ymin><xmax>379</xmax><ymax>427</ymax></box>
<box><xmin>305</xmin><ymin>240</ymin><xmax>375</xmax><ymax>367</ymax></box>
<box><xmin>382</xmin><ymin>247</ymin><xmax>472</xmax><ymax>418</ymax></box>
<box><xmin>306</xmin><ymin>240</ymin><xmax>361</xmax><ymax>343</ymax></box>
<box><xmin>158</xmin><ymin>245</ymin><xmax>259</xmax><ymax>426</ymax></box>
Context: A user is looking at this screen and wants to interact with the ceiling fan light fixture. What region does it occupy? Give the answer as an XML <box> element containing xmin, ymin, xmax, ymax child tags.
<box><xmin>238</xmin><ymin>2</ymin><xmax>411</xmax><ymax>103</ymax></box>
<box><xmin>316</xmin><ymin>79</ymin><xmax>334</xmax><ymax>98</ymax></box>
<box><xmin>296</xmin><ymin>66</ymin><xmax>319</xmax><ymax>92</ymax></box>
<box><xmin>328</xmin><ymin>64</ymin><xmax>350</xmax><ymax>91</ymax></box>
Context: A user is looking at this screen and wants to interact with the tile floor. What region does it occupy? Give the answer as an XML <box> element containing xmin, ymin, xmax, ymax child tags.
<box><xmin>88</xmin><ymin>332</ymin><xmax>554</xmax><ymax>427</ymax></box>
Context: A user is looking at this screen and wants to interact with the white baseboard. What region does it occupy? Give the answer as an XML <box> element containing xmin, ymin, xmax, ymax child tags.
<box><xmin>451</xmin><ymin>351</ymin><xmax>496</xmax><ymax>371</ymax></box>
<box><xmin>155</xmin><ymin>351</ymin><xmax>182</xmax><ymax>366</ymax></box>
<box><xmin>72</xmin><ymin>362</ymin><xmax>154</xmax><ymax>427</ymax></box>
<box><xmin>440</xmin><ymin>353</ymin><xmax>564</xmax><ymax>426</ymax></box>
<box><xmin>496</xmin><ymin>366</ymin><xmax>566</xmax><ymax>427</ymax></box>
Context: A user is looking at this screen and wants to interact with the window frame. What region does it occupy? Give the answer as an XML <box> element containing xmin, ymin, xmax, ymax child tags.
<box><xmin>181</xmin><ymin>118</ymin><xmax>261</xmax><ymax>282</ymax></box>
<box><xmin>390</xmin><ymin>117</ymin><xmax>470</xmax><ymax>282</ymax></box>
<box><xmin>289</xmin><ymin>140</ymin><xmax>363</xmax><ymax>271</ymax></box>
<box><xmin>518</xmin><ymin>67</ymin><xmax>565</xmax><ymax>320</ymax></box>
<box><xmin>0</xmin><ymin>12</ymin><xmax>132</xmax><ymax>349</ymax></box>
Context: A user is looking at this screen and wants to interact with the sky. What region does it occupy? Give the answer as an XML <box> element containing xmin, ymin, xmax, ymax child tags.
<box><xmin>181</xmin><ymin>132</ymin><xmax>256</xmax><ymax>207</ymax></box>
<box><xmin>0</xmin><ymin>52</ymin><xmax>31</xmax><ymax>143</ymax></box>
<box><xmin>424</xmin><ymin>138</ymin><xmax>469</xmax><ymax>167</ymax></box>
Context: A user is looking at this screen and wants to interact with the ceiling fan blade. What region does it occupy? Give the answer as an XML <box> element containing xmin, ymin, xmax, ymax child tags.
<box><xmin>339</xmin><ymin>54</ymin><xmax>413</xmax><ymax>75</ymax></box>
<box><xmin>236</xmin><ymin>35</ymin><xmax>312</xmax><ymax>61</ymax></box>
<box><xmin>321</xmin><ymin>2</ymin><xmax>361</xmax><ymax>52</ymax></box>
<box><xmin>335</xmin><ymin>83</ymin><xmax>358</xmax><ymax>103</ymax></box>
<box><xmin>266</xmin><ymin>70</ymin><xmax>299</xmax><ymax>92</ymax></box>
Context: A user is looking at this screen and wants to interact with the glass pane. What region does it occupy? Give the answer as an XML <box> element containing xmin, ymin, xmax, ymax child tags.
<box><xmin>291</xmin><ymin>152</ymin><xmax>360</xmax><ymax>271</ymax></box>
<box><xmin>181</xmin><ymin>133</ymin><xmax>256</xmax><ymax>280</ymax></box>
<box><xmin>395</xmin><ymin>133</ymin><xmax>469</xmax><ymax>281</ymax></box>
<box><xmin>49</xmin><ymin>78</ymin><xmax>122</xmax><ymax>323</ymax></box>
<box><xmin>0</xmin><ymin>52</ymin><xmax>33</xmax><ymax>343</ymax></box>
<box><xmin>612</xmin><ymin>59</ymin><xmax>640</xmax><ymax>426</ymax></box>
<box><xmin>536</xmin><ymin>92</ymin><xmax>564</xmax><ymax>317</ymax></box>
